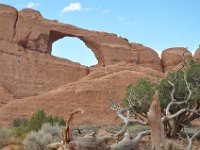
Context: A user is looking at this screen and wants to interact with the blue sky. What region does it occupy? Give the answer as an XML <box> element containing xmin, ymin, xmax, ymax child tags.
<box><xmin>1</xmin><ymin>0</ymin><xmax>200</xmax><ymax>66</ymax></box>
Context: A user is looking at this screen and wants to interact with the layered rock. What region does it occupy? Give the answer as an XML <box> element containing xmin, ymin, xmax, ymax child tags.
<box><xmin>0</xmin><ymin>85</ymin><xmax>14</xmax><ymax>107</ymax></box>
<box><xmin>0</xmin><ymin>5</ymin><xmax>17</xmax><ymax>41</ymax></box>
<box><xmin>161</xmin><ymin>47</ymin><xmax>192</xmax><ymax>72</ymax></box>
<box><xmin>0</xmin><ymin>64</ymin><xmax>163</xmax><ymax>126</ymax></box>
<box><xmin>0</xmin><ymin>40</ymin><xmax>89</xmax><ymax>99</ymax></box>
<box><xmin>130</xmin><ymin>43</ymin><xmax>162</xmax><ymax>71</ymax></box>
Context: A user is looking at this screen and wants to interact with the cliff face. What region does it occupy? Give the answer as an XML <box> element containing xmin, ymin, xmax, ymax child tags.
<box><xmin>0</xmin><ymin>4</ymin><xmax>198</xmax><ymax>126</ymax></box>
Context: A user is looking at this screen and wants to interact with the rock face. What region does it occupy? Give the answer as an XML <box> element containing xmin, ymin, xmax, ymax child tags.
<box><xmin>161</xmin><ymin>47</ymin><xmax>192</xmax><ymax>72</ymax></box>
<box><xmin>0</xmin><ymin>64</ymin><xmax>163</xmax><ymax>126</ymax></box>
<box><xmin>0</xmin><ymin>41</ymin><xmax>89</xmax><ymax>98</ymax></box>
<box><xmin>194</xmin><ymin>46</ymin><xmax>200</xmax><ymax>62</ymax></box>
<box><xmin>0</xmin><ymin>4</ymin><xmax>196</xmax><ymax>126</ymax></box>
<box><xmin>0</xmin><ymin>85</ymin><xmax>14</xmax><ymax>107</ymax></box>
<box><xmin>0</xmin><ymin>5</ymin><xmax>17</xmax><ymax>41</ymax></box>
<box><xmin>130</xmin><ymin>43</ymin><xmax>162</xmax><ymax>71</ymax></box>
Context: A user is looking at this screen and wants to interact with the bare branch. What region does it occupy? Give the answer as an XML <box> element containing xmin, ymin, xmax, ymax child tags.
<box><xmin>133</xmin><ymin>130</ymin><xmax>151</xmax><ymax>143</ymax></box>
<box><xmin>110</xmin><ymin>99</ymin><xmax>148</xmax><ymax>140</ymax></box>
<box><xmin>166</xmin><ymin>68</ymin><xmax>192</xmax><ymax>117</ymax></box>
<box><xmin>166</xmin><ymin>81</ymin><xmax>176</xmax><ymax>116</ymax></box>
<box><xmin>183</xmin><ymin>69</ymin><xmax>192</xmax><ymax>103</ymax></box>
<box><xmin>185</xmin><ymin>129</ymin><xmax>200</xmax><ymax>150</ymax></box>
<box><xmin>162</xmin><ymin>108</ymin><xmax>200</xmax><ymax>122</ymax></box>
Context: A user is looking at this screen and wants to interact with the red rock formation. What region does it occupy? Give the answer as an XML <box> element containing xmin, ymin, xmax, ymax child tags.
<box><xmin>0</xmin><ymin>40</ymin><xmax>89</xmax><ymax>99</ymax></box>
<box><xmin>13</xmin><ymin>8</ymin><xmax>132</xmax><ymax>67</ymax></box>
<box><xmin>0</xmin><ymin>85</ymin><xmax>14</xmax><ymax>107</ymax></box>
<box><xmin>194</xmin><ymin>46</ymin><xmax>200</xmax><ymax>62</ymax></box>
<box><xmin>161</xmin><ymin>47</ymin><xmax>192</xmax><ymax>72</ymax></box>
<box><xmin>130</xmin><ymin>43</ymin><xmax>162</xmax><ymax>71</ymax></box>
<box><xmin>0</xmin><ymin>4</ymin><xmax>196</xmax><ymax>126</ymax></box>
<box><xmin>0</xmin><ymin>4</ymin><xmax>163</xmax><ymax>100</ymax></box>
<box><xmin>0</xmin><ymin>5</ymin><xmax>17</xmax><ymax>41</ymax></box>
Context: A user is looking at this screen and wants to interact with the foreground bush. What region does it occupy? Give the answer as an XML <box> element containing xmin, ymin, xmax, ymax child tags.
<box><xmin>124</xmin><ymin>59</ymin><xmax>200</xmax><ymax>137</ymax></box>
<box><xmin>26</xmin><ymin>110</ymin><xmax>65</xmax><ymax>132</ymax></box>
<box><xmin>23</xmin><ymin>123</ymin><xmax>63</xmax><ymax>150</ymax></box>
<box><xmin>11</xmin><ymin>110</ymin><xmax>65</xmax><ymax>139</ymax></box>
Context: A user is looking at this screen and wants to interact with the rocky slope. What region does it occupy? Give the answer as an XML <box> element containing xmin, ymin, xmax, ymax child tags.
<box><xmin>0</xmin><ymin>4</ymin><xmax>199</xmax><ymax>126</ymax></box>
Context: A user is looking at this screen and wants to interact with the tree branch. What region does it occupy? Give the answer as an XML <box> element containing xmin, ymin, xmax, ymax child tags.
<box><xmin>110</xmin><ymin>100</ymin><xmax>148</xmax><ymax>139</ymax></box>
<box><xmin>185</xmin><ymin>129</ymin><xmax>200</xmax><ymax>150</ymax></box>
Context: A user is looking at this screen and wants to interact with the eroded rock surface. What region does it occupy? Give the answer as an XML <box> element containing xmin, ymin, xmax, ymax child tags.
<box><xmin>161</xmin><ymin>47</ymin><xmax>192</xmax><ymax>72</ymax></box>
<box><xmin>0</xmin><ymin>64</ymin><xmax>163</xmax><ymax>126</ymax></box>
<box><xmin>0</xmin><ymin>85</ymin><xmax>14</xmax><ymax>108</ymax></box>
<box><xmin>194</xmin><ymin>46</ymin><xmax>200</xmax><ymax>62</ymax></box>
<box><xmin>130</xmin><ymin>43</ymin><xmax>162</xmax><ymax>71</ymax></box>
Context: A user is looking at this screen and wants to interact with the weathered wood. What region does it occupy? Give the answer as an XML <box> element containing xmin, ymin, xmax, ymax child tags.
<box><xmin>147</xmin><ymin>91</ymin><xmax>167</xmax><ymax>150</ymax></box>
<box><xmin>63</xmin><ymin>108</ymin><xmax>84</xmax><ymax>145</ymax></box>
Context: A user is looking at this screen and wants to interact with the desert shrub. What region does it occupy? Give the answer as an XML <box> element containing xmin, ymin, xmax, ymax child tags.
<box><xmin>13</xmin><ymin>118</ymin><xmax>28</xmax><ymax>127</ymax></box>
<box><xmin>11</xmin><ymin>125</ymin><xmax>28</xmax><ymax>140</ymax></box>
<box><xmin>23</xmin><ymin>123</ymin><xmax>62</xmax><ymax>150</ymax></box>
<box><xmin>47</xmin><ymin>115</ymin><xmax>66</xmax><ymax>126</ymax></box>
<box><xmin>0</xmin><ymin>128</ymin><xmax>10</xmax><ymax>148</ymax></box>
<box><xmin>10</xmin><ymin>109</ymin><xmax>65</xmax><ymax>142</ymax></box>
<box><xmin>26</xmin><ymin>110</ymin><xmax>65</xmax><ymax>132</ymax></box>
<box><xmin>26</xmin><ymin>110</ymin><xmax>49</xmax><ymax>131</ymax></box>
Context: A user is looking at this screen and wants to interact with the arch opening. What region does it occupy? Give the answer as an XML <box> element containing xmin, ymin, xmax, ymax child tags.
<box><xmin>51</xmin><ymin>37</ymin><xmax>98</xmax><ymax>67</ymax></box>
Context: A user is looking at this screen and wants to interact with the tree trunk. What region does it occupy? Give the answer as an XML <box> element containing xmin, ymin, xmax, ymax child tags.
<box><xmin>147</xmin><ymin>91</ymin><xmax>167</xmax><ymax>150</ymax></box>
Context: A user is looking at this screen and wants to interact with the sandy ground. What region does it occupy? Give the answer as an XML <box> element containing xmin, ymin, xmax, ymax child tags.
<box><xmin>0</xmin><ymin>145</ymin><xmax>19</xmax><ymax>150</ymax></box>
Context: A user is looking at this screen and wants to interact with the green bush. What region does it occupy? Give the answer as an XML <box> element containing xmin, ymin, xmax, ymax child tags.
<box><xmin>124</xmin><ymin>79</ymin><xmax>155</xmax><ymax>116</ymax></box>
<box><xmin>23</xmin><ymin>123</ymin><xmax>62</xmax><ymax>150</ymax></box>
<box><xmin>47</xmin><ymin>115</ymin><xmax>66</xmax><ymax>126</ymax></box>
<box><xmin>26</xmin><ymin>110</ymin><xmax>49</xmax><ymax>131</ymax></box>
<box><xmin>26</xmin><ymin>110</ymin><xmax>65</xmax><ymax>132</ymax></box>
<box><xmin>10</xmin><ymin>109</ymin><xmax>65</xmax><ymax>142</ymax></box>
<box><xmin>0</xmin><ymin>128</ymin><xmax>10</xmax><ymax>148</ymax></box>
<box><xmin>124</xmin><ymin>59</ymin><xmax>200</xmax><ymax>137</ymax></box>
<box><xmin>11</xmin><ymin>125</ymin><xmax>28</xmax><ymax>140</ymax></box>
<box><xmin>13</xmin><ymin>118</ymin><xmax>28</xmax><ymax>127</ymax></box>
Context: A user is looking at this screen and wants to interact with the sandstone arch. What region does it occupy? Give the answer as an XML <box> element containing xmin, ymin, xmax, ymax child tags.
<box><xmin>48</xmin><ymin>30</ymin><xmax>99</xmax><ymax>66</ymax></box>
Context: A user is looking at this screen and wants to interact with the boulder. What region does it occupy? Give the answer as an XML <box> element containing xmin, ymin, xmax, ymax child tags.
<box><xmin>131</xmin><ymin>43</ymin><xmax>162</xmax><ymax>71</ymax></box>
<box><xmin>161</xmin><ymin>47</ymin><xmax>192</xmax><ymax>72</ymax></box>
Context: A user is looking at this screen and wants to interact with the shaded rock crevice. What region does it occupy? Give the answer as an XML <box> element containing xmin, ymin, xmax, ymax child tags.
<box><xmin>12</xmin><ymin>8</ymin><xmax>18</xmax><ymax>40</ymax></box>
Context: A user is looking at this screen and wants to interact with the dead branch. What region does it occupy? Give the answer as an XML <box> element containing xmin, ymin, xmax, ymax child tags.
<box><xmin>110</xmin><ymin>130</ymin><xmax>151</xmax><ymax>150</ymax></box>
<box><xmin>185</xmin><ymin>129</ymin><xmax>200</xmax><ymax>150</ymax></box>
<box><xmin>110</xmin><ymin>100</ymin><xmax>147</xmax><ymax>139</ymax></box>
<box><xmin>63</xmin><ymin>108</ymin><xmax>84</xmax><ymax>145</ymax></box>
